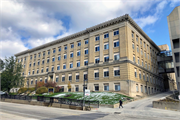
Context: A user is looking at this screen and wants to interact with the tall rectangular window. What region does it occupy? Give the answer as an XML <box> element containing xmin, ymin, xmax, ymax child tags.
<box><xmin>84</xmin><ymin>60</ymin><xmax>88</xmax><ymax>66</ymax></box>
<box><xmin>142</xmin><ymin>60</ymin><xmax>144</xmax><ymax>67</ymax></box>
<box><xmin>71</xmin><ymin>44</ymin><xmax>74</xmax><ymax>48</ymax></box>
<box><xmin>104</xmin><ymin>43</ymin><xmax>109</xmax><ymax>50</ymax></box>
<box><xmin>70</xmin><ymin>63</ymin><xmax>73</xmax><ymax>68</ymax></box>
<box><xmin>84</xmin><ymin>72</ymin><xmax>88</xmax><ymax>80</ymax></box>
<box><xmin>57</xmin><ymin>65</ymin><xmax>60</xmax><ymax>70</ymax></box>
<box><xmin>103</xmin><ymin>68</ymin><xmax>109</xmax><ymax>77</ymax></box>
<box><xmin>58</xmin><ymin>47</ymin><xmax>61</xmax><ymax>52</ymax></box>
<box><xmin>75</xmin><ymin>86</ymin><xmax>79</xmax><ymax>92</ymax></box>
<box><xmin>133</xmin><ymin>55</ymin><xmax>135</xmax><ymax>62</ymax></box>
<box><xmin>64</xmin><ymin>54</ymin><xmax>67</xmax><ymax>59</ymax></box>
<box><xmin>38</xmin><ymin>61</ymin><xmax>40</xmax><ymax>65</ymax></box>
<box><xmin>139</xmin><ymin>71</ymin><xmax>141</xmax><ymax>79</ymax></box>
<box><xmin>32</xmin><ymin>70</ymin><xmax>34</xmax><ymax>74</ymax></box>
<box><xmin>77</xmin><ymin>51</ymin><xmax>81</xmax><ymax>56</ymax></box>
<box><xmin>141</xmin><ymin>85</ymin><xmax>143</xmax><ymax>93</ymax></box>
<box><xmin>47</xmin><ymin>58</ymin><xmax>49</xmax><ymax>63</ymax></box>
<box><xmin>134</xmin><ymin>68</ymin><xmax>137</xmax><ymax>78</ymax></box>
<box><xmin>95</xmin><ymin>45</ymin><xmax>100</xmax><ymax>52</ymax></box>
<box><xmin>37</xmin><ymin>69</ymin><xmax>39</xmax><ymax>74</ymax></box>
<box><xmin>104</xmin><ymin>84</ymin><xmax>109</xmax><ymax>91</ymax></box>
<box><xmin>136</xmin><ymin>36</ymin><xmax>138</xmax><ymax>42</ymax></box>
<box><xmin>33</xmin><ymin>62</ymin><xmax>35</xmax><ymax>66</ymax></box>
<box><xmin>64</xmin><ymin>45</ymin><xmax>67</xmax><ymax>50</ymax></box>
<box><xmin>114</xmin><ymin>30</ymin><xmax>119</xmax><ymax>36</ymax></box>
<box><xmin>51</xmin><ymin>66</ymin><xmax>54</xmax><ymax>72</ymax></box>
<box><xmin>114</xmin><ymin>40</ymin><xmax>119</xmax><ymax>47</ymax></box>
<box><xmin>38</xmin><ymin>53</ymin><xmax>41</xmax><ymax>57</ymax></box>
<box><xmin>114</xmin><ymin>67</ymin><xmax>120</xmax><ymax>76</ymax></box>
<box><xmin>138</xmin><ymin>58</ymin><xmax>140</xmax><ymax>64</ymax></box>
<box><xmin>52</xmin><ymin>57</ymin><xmax>55</xmax><ymax>62</ymax></box>
<box><xmin>77</xmin><ymin>42</ymin><xmax>81</xmax><ymax>46</ymax></box>
<box><xmin>104</xmin><ymin>55</ymin><xmax>109</xmax><ymax>62</ymax></box>
<box><xmin>41</xmin><ymin>68</ymin><xmax>43</xmax><ymax>73</ymax></box>
<box><xmin>104</xmin><ymin>33</ymin><xmax>109</xmax><ymax>38</ymax></box>
<box><xmin>94</xmin><ymin>84</ymin><xmax>99</xmax><ymax>91</ymax></box>
<box><xmin>85</xmin><ymin>39</ymin><xmax>88</xmax><ymax>44</ymax></box>
<box><xmin>132</xmin><ymin>32</ymin><xmax>134</xmax><ymax>38</ymax></box>
<box><xmin>42</xmin><ymin>60</ymin><xmax>44</xmax><ymax>64</ymax></box>
<box><xmin>46</xmin><ymin>67</ymin><xmax>49</xmax><ymax>72</ymax></box>
<box><xmin>58</xmin><ymin>55</ymin><xmax>61</xmax><ymax>61</ymax></box>
<box><xmin>136</xmin><ymin>84</ymin><xmax>139</xmax><ymax>92</ymax></box>
<box><xmin>48</xmin><ymin>50</ymin><xmax>50</xmax><ymax>55</ymax></box>
<box><xmin>62</xmin><ymin>75</ymin><xmax>65</xmax><ymax>82</ymax></box>
<box><xmin>77</xmin><ymin>61</ymin><xmax>80</xmax><ymax>67</ymax></box>
<box><xmin>63</xmin><ymin>64</ymin><xmax>66</xmax><ymax>69</ymax></box>
<box><xmin>45</xmin><ymin>78</ymin><xmax>47</xmax><ymax>83</ymax></box>
<box><xmin>84</xmin><ymin>48</ymin><xmax>88</xmax><ymax>54</ymax></box>
<box><xmin>53</xmin><ymin>49</ymin><xmax>56</xmax><ymax>53</ymax></box>
<box><xmin>94</xmin><ymin>70</ymin><xmax>99</xmax><ymax>79</ymax></box>
<box><xmin>69</xmin><ymin>74</ymin><xmax>72</xmax><ymax>81</ymax></box>
<box><xmin>95</xmin><ymin>36</ymin><xmax>100</xmax><ymax>41</ymax></box>
<box><xmin>95</xmin><ymin>57</ymin><xmax>100</xmax><ymax>63</ymax></box>
<box><xmin>143</xmin><ymin>72</ymin><xmax>145</xmax><ymax>80</ymax></box>
<box><xmin>76</xmin><ymin>73</ymin><xmax>79</xmax><ymax>82</ymax></box>
<box><xmin>114</xmin><ymin>53</ymin><xmax>120</xmax><ymax>60</ymax></box>
<box><xmin>132</xmin><ymin>43</ymin><xmax>134</xmax><ymax>49</ymax></box>
<box><xmin>70</xmin><ymin>52</ymin><xmax>73</xmax><ymax>58</ymax></box>
<box><xmin>115</xmin><ymin>83</ymin><xmax>120</xmax><ymax>91</ymax></box>
<box><xmin>56</xmin><ymin>76</ymin><xmax>59</xmax><ymax>82</ymax></box>
<box><xmin>137</xmin><ymin>46</ymin><xmax>139</xmax><ymax>52</ymax></box>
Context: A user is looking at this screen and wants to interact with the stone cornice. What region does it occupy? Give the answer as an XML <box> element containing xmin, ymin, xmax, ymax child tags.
<box><xmin>15</xmin><ymin>14</ymin><xmax>161</xmax><ymax>56</ymax></box>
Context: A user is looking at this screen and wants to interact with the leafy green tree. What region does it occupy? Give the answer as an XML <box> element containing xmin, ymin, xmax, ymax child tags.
<box><xmin>0</xmin><ymin>56</ymin><xmax>24</xmax><ymax>93</ymax></box>
<box><xmin>0</xmin><ymin>58</ymin><xmax>4</xmax><ymax>71</ymax></box>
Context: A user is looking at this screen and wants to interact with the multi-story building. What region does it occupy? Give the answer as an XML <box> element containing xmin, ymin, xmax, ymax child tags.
<box><xmin>15</xmin><ymin>14</ymin><xmax>164</xmax><ymax>97</ymax></box>
<box><xmin>167</xmin><ymin>6</ymin><xmax>180</xmax><ymax>92</ymax></box>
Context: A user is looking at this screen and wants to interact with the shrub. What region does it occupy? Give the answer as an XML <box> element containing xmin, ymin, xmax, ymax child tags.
<box><xmin>36</xmin><ymin>81</ymin><xmax>45</xmax><ymax>89</ymax></box>
<box><xmin>28</xmin><ymin>87</ymin><xmax>35</xmax><ymax>92</ymax></box>
<box><xmin>18</xmin><ymin>88</ymin><xmax>27</xmax><ymax>94</ymax></box>
<box><xmin>55</xmin><ymin>86</ymin><xmax>62</xmax><ymax>93</ymax></box>
<box><xmin>36</xmin><ymin>87</ymin><xmax>48</xmax><ymax>94</ymax></box>
<box><xmin>44</xmin><ymin>81</ymin><xmax>57</xmax><ymax>88</ymax></box>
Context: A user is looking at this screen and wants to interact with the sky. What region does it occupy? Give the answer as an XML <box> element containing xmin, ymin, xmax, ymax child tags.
<box><xmin>0</xmin><ymin>0</ymin><xmax>180</xmax><ymax>59</ymax></box>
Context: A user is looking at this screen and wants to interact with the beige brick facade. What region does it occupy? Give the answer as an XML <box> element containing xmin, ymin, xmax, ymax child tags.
<box><xmin>15</xmin><ymin>14</ymin><xmax>164</xmax><ymax>97</ymax></box>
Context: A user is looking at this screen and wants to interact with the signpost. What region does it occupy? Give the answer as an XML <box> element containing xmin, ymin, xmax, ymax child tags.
<box><xmin>85</xmin><ymin>89</ymin><xmax>90</xmax><ymax>96</ymax></box>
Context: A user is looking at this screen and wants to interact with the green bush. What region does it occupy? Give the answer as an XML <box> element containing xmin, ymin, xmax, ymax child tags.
<box><xmin>18</xmin><ymin>88</ymin><xmax>27</xmax><ymax>94</ymax></box>
<box><xmin>36</xmin><ymin>87</ymin><xmax>48</xmax><ymax>94</ymax></box>
<box><xmin>28</xmin><ymin>87</ymin><xmax>35</xmax><ymax>92</ymax></box>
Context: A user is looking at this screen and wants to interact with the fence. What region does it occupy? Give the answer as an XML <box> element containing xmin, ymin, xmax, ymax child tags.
<box><xmin>0</xmin><ymin>94</ymin><xmax>99</xmax><ymax>108</ymax></box>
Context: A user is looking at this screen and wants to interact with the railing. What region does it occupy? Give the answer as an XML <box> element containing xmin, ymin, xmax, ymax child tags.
<box><xmin>0</xmin><ymin>94</ymin><xmax>99</xmax><ymax>108</ymax></box>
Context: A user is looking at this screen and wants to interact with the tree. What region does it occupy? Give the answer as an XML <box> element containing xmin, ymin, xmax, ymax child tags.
<box><xmin>36</xmin><ymin>81</ymin><xmax>45</xmax><ymax>89</ymax></box>
<box><xmin>1</xmin><ymin>56</ymin><xmax>24</xmax><ymax>93</ymax></box>
<box><xmin>0</xmin><ymin>58</ymin><xmax>5</xmax><ymax>71</ymax></box>
<box><xmin>44</xmin><ymin>81</ymin><xmax>57</xmax><ymax>88</ymax></box>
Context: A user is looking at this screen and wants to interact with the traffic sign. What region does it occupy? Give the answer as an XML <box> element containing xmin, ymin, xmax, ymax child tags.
<box><xmin>85</xmin><ymin>89</ymin><xmax>90</xmax><ymax>96</ymax></box>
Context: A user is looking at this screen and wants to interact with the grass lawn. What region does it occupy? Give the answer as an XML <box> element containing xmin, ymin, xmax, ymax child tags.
<box><xmin>35</xmin><ymin>92</ymin><xmax>133</xmax><ymax>105</ymax></box>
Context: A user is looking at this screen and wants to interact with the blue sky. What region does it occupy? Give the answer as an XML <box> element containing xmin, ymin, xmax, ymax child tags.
<box><xmin>0</xmin><ymin>0</ymin><xmax>180</xmax><ymax>59</ymax></box>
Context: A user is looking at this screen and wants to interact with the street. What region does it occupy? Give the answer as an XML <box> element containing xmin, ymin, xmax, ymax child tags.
<box><xmin>0</xmin><ymin>92</ymin><xmax>180</xmax><ymax>120</ymax></box>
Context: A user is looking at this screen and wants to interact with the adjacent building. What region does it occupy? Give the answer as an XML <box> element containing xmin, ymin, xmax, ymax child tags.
<box><xmin>167</xmin><ymin>6</ymin><xmax>180</xmax><ymax>92</ymax></box>
<box><xmin>15</xmin><ymin>14</ymin><xmax>164</xmax><ymax>97</ymax></box>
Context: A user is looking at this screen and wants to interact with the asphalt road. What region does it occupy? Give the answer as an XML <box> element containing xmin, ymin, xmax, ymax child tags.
<box><xmin>0</xmin><ymin>92</ymin><xmax>180</xmax><ymax>120</ymax></box>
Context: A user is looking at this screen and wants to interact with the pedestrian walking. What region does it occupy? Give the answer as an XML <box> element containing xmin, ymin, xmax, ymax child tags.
<box><xmin>119</xmin><ymin>99</ymin><xmax>123</xmax><ymax>108</ymax></box>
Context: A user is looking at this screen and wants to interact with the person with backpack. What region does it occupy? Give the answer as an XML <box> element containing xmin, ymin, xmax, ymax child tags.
<box><xmin>119</xmin><ymin>99</ymin><xmax>123</xmax><ymax>108</ymax></box>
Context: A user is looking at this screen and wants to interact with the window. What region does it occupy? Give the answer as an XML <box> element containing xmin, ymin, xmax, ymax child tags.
<box><xmin>141</xmin><ymin>49</ymin><xmax>143</xmax><ymax>55</ymax></box>
<box><xmin>24</xmin><ymin>57</ymin><xmax>26</xmax><ymax>61</ymax></box>
<box><xmin>57</xmin><ymin>65</ymin><xmax>60</xmax><ymax>70</ymax></box>
<box><xmin>77</xmin><ymin>51</ymin><xmax>81</xmax><ymax>56</ymax></box>
<box><xmin>94</xmin><ymin>70</ymin><xmax>99</xmax><ymax>79</ymax></box>
<box><xmin>145</xmin><ymin>62</ymin><xmax>147</xmax><ymax>68</ymax></box>
<box><xmin>141</xmin><ymin>85</ymin><xmax>143</xmax><ymax>93</ymax></box>
<box><xmin>115</xmin><ymin>83</ymin><xmax>120</xmax><ymax>91</ymax></box>
<box><xmin>28</xmin><ymin>71</ymin><xmax>30</xmax><ymax>75</ymax></box>
<box><xmin>32</xmin><ymin>70</ymin><xmax>34</xmax><ymax>74</ymax></box>
<box><xmin>134</xmin><ymin>68</ymin><xmax>137</xmax><ymax>78</ymax></box>
<box><xmin>37</xmin><ymin>69</ymin><xmax>39</xmax><ymax>74</ymax></box>
<box><xmin>114</xmin><ymin>53</ymin><xmax>120</xmax><ymax>60</ymax></box>
<box><xmin>77</xmin><ymin>61</ymin><xmax>80</xmax><ymax>67</ymax></box>
<box><xmin>104</xmin><ymin>33</ymin><xmax>109</xmax><ymax>38</ymax></box>
<box><xmin>138</xmin><ymin>58</ymin><xmax>140</xmax><ymax>64</ymax></box>
<box><xmin>47</xmin><ymin>58</ymin><xmax>50</xmax><ymax>63</ymax></box>
<box><xmin>42</xmin><ymin>59</ymin><xmax>44</xmax><ymax>64</ymax></box>
<box><xmin>144</xmin><ymin>52</ymin><xmax>146</xmax><ymax>58</ymax></box>
<box><xmin>150</xmin><ymin>76</ymin><xmax>152</xmax><ymax>83</ymax></box>
<box><xmin>137</xmin><ymin>46</ymin><xmax>139</xmax><ymax>52</ymax></box>
<box><xmin>84</xmin><ymin>60</ymin><xmax>88</xmax><ymax>66</ymax></box>
<box><xmin>85</xmin><ymin>39</ymin><xmax>88</xmax><ymax>44</ymax></box>
<box><xmin>64</xmin><ymin>45</ymin><xmax>67</xmax><ymax>50</ymax></box>
<box><xmin>136</xmin><ymin>84</ymin><xmax>139</xmax><ymax>92</ymax></box>
<box><xmin>63</xmin><ymin>64</ymin><xmax>66</xmax><ymax>69</ymax></box>
<box><xmin>58</xmin><ymin>55</ymin><xmax>61</xmax><ymax>61</ymax></box>
<box><xmin>147</xmin><ymin>74</ymin><xmax>149</xmax><ymax>81</ymax></box>
<box><xmin>52</xmin><ymin>57</ymin><xmax>55</xmax><ymax>62</ymax></box>
<box><xmin>94</xmin><ymin>84</ymin><xmax>99</xmax><ymax>91</ymax></box>
<box><xmin>58</xmin><ymin>47</ymin><xmax>61</xmax><ymax>52</ymax></box>
<box><xmin>24</xmin><ymin>65</ymin><xmax>25</xmax><ymax>68</ymax></box>
<box><xmin>75</xmin><ymin>86</ymin><xmax>79</xmax><ymax>92</ymax></box>
<box><xmin>31</xmin><ymin>80</ymin><xmax>33</xmax><ymax>85</ymax></box>
<box><xmin>34</xmin><ymin>54</ymin><xmax>36</xmax><ymax>58</ymax></box>
<box><xmin>77</xmin><ymin>42</ymin><xmax>81</xmax><ymax>46</ymax></box>
<box><xmin>95</xmin><ymin>45</ymin><xmax>100</xmax><ymax>52</ymax></box>
<box><xmin>70</xmin><ymin>63</ymin><xmax>73</xmax><ymax>68</ymax></box>
<box><xmin>140</xmin><ymin>39</ymin><xmax>142</xmax><ymax>45</ymax></box>
<box><xmin>38</xmin><ymin>61</ymin><xmax>40</xmax><ymax>65</ymax></box>
<box><xmin>29</xmin><ymin>63</ymin><xmax>31</xmax><ymax>67</ymax></box>
<box><xmin>48</xmin><ymin>50</ymin><xmax>50</xmax><ymax>55</ymax></box>
<box><xmin>95</xmin><ymin>57</ymin><xmax>100</xmax><ymax>63</ymax></box>
<box><xmin>56</xmin><ymin>76</ymin><xmax>59</xmax><ymax>82</ymax></box>
<box><xmin>114</xmin><ymin>30</ymin><xmax>119</xmax><ymax>36</ymax></box>
<box><xmin>51</xmin><ymin>66</ymin><xmax>54</xmax><ymax>72</ymax></box>
<box><xmin>64</xmin><ymin>54</ymin><xmax>67</xmax><ymax>59</ymax></box>
<box><xmin>76</xmin><ymin>73</ymin><xmax>79</xmax><ymax>81</ymax></box>
<box><xmin>38</xmin><ymin>53</ymin><xmax>40</xmax><ymax>57</ymax></box>
<box><xmin>148</xmin><ymin>54</ymin><xmax>149</xmax><ymax>59</ymax></box>
<box><xmin>114</xmin><ymin>40</ymin><xmax>119</xmax><ymax>47</ymax></box>
<box><xmin>133</xmin><ymin>55</ymin><xmax>135</xmax><ymax>62</ymax></box>
<box><xmin>46</xmin><ymin>67</ymin><xmax>49</xmax><ymax>72</ymax></box>
<box><xmin>95</xmin><ymin>36</ymin><xmax>100</xmax><ymax>41</ymax></box>
<box><xmin>84</xmin><ymin>72</ymin><xmax>88</xmax><ymax>80</ymax></box>
<box><xmin>103</xmin><ymin>68</ymin><xmax>109</xmax><ymax>77</ymax></box>
<box><xmin>143</xmin><ymin>73</ymin><xmax>145</xmax><ymax>80</ymax></box>
<box><xmin>139</xmin><ymin>71</ymin><xmax>141</xmax><ymax>79</ymax></box>
<box><xmin>114</xmin><ymin>67</ymin><xmax>120</xmax><ymax>76</ymax></box>
<box><xmin>132</xmin><ymin>43</ymin><xmax>135</xmax><ymax>49</ymax></box>
<box><xmin>71</xmin><ymin>44</ymin><xmax>74</xmax><ymax>48</ymax></box>
<box><xmin>142</xmin><ymin>60</ymin><xmax>144</xmax><ymax>67</ymax></box>
<box><xmin>104</xmin><ymin>43</ymin><xmax>109</xmax><ymax>50</ymax></box>
<box><xmin>62</xmin><ymin>75</ymin><xmax>65</xmax><ymax>82</ymax></box>
<box><xmin>69</xmin><ymin>74</ymin><xmax>72</xmax><ymax>81</ymax></box>
<box><xmin>144</xmin><ymin>42</ymin><xmax>146</xmax><ymax>48</ymax></box>
<box><xmin>104</xmin><ymin>84</ymin><xmax>109</xmax><ymax>91</ymax></box>
<box><xmin>53</xmin><ymin>49</ymin><xmax>56</xmax><ymax>53</ymax></box>
<box><xmin>70</xmin><ymin>52</ymin><xmax>73</xmax><ymax>58</ymax></box>
<box><xmin>132</xmin><ymin>32</ymin><xmax>134</xmax><ymax>38</ymax></box>
<box><xmin>43</xmin><ymin>52</ymin><xmax>45</xmax><ymax>56</ymax></box>
<box><xmin>84</xmin><ymin>49</ymin><xmax>88</xmax><ymax>55</ymax></box>
<box><xmin>30</xmin><ymin>55</ymin><xmax>32</xmax><ymax>59</ymax></box>
<box><xmin>136</xmin><ymin>36</ymin><xmax>138</xmax><ymax>42</ymax></box>
<box><xmin>45</xmin><ymin>78</ymin><xmax>47</xmax><ymax>83</ymax></box>
<box><xmin>104</xmin><ymin>55</ymin><xmax>109</xmax><ymax>62</ymax></box>
<box><xmin>33</xmin><ymin>62</ymin><xmax>35</xmax><ymax>66</ymax></box>
<box><xmin>41</xmin><ymin>68</ymin><xmax>43</xmax><ymax>73</ymax></box>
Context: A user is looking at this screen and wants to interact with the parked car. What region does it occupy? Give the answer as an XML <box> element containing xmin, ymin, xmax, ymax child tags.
<box><xmin>0</xmin><ymin>91</ymin><xmax>6</xmax><ymax>95</ymax></box>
